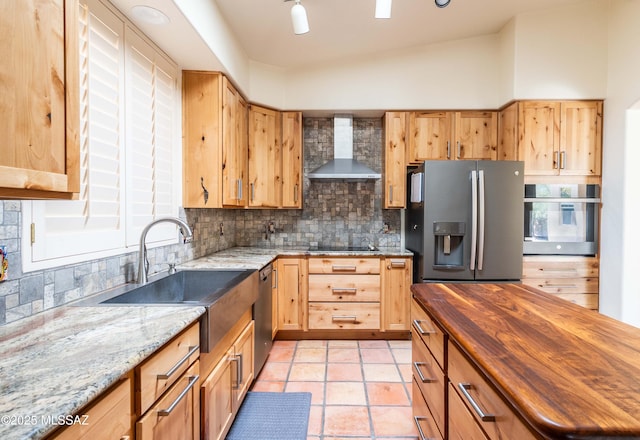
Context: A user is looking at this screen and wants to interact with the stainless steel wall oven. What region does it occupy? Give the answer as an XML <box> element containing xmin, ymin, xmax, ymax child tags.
<box><xmin>524</xmin><ymin>184</ymin><xmax>600</xmax><ymax>256</ymax></box>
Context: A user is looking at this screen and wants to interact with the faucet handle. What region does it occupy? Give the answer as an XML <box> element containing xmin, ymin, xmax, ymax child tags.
<box><xmin>168</xmin><ymin>263</ymin><xmax>177</xmax><ymax>274</ymax></box>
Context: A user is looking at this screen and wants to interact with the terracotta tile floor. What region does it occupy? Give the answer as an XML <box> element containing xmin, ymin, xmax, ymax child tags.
<box><xmin>251</xmin><ymin>339</ymin><xmax>418</xmax><ymax>440</ymax></box>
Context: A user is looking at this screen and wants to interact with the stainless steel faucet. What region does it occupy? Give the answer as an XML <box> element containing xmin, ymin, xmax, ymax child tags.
<box><xmin>137</xmin><ymin>217</ymin><xmax>194</xmax><ymax>285</ymax></box>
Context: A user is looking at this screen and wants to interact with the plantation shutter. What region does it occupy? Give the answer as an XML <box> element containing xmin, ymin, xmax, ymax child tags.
<box><xmin>31</xmin><ymin>0</ymin><xmax>126</xmax><ymax>262</ymax></box>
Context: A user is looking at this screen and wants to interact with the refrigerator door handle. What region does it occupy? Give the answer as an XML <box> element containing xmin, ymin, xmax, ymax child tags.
<box><xmin>470</xmin><ymin>170</ymin><xmax>478</xmax><ymax>271</ymax></box>
<box><xmin>477</xmin><ymin>169</ymin><xmax>486</xmax><ymax>271</ymax></box>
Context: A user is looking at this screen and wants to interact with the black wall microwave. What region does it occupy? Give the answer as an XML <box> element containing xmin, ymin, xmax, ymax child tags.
<box><xmin>523</xmin><ymin>184</ymin><xmax>600</xmax><ymax>256</ymax></box>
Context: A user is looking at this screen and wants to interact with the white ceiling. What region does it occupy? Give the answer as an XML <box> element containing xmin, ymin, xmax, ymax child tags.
<box><xmin>213</xmin><ymin>0</ymin><xmax>587</xmax><ymax>69</ymax></box>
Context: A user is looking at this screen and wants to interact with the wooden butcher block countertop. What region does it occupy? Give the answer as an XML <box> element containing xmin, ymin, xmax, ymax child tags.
<box><xmin>411</xmin><ymin>282</ymin><xmax>640</xmax><ymax>439</ymax></box>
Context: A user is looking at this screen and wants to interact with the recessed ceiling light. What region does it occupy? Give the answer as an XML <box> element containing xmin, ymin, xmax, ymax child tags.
<box><xmin>130</xmin><ymin>5</ymin><xmax>170</xmax><ymax>25</ymax></box>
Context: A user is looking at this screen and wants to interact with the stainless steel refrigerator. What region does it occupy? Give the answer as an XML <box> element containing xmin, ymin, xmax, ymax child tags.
<box><xmin>406</xmin><ymin>160</ymin><xmax>524</xmax><ymax>282</ymax></box>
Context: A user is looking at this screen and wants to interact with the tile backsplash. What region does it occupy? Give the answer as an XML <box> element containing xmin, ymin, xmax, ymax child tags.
<box><xmin>0</xmin><ymin>117</ymin><xmax>401</xmax><ymax>325</ymax></box>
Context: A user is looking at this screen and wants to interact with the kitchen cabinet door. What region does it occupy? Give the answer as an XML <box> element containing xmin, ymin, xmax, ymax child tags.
<box><xmin>182</xmin><ymin>71</ymin><xmax>223</xmax><ymax>208</ymax></box>
<box><xmin>201</xmin><ymin>349</ymin><xmax>234</xmax><ymax>440</ymax></box>
<box><xmin>281</xmin><ymin>111</ymin><xmax>303</xmax><ymax>208</ymax></box>
<box><xmin>454</xmin><ymin>111</ymin><xmax>497</xmax><ymax>160</ymax></box>
<box><xmin>248</xmin><ymin>105</ymin><xmax>282</xmax><ymax>207</ymax></box>
<box><xmin>222</xmin><ymin>77</ymin><xmax>248</xmax><ymax>207</ymax></box>
<box><xmin>409</xmin><ymin>111</ymin><xmax>452</xmax><ymax>162</ymax></box>
<box><xmin>276</xmin><ymin>258</ymin><xmax>307</xmax><ymax>331</ymax></box>
<box><xmin>382</xmin><ymin>258</ymin><xmax>412</xmax><ymax>331</ymax></box>
<box><xmin>559</xmin><ymin>101</ymin><xmax>603</xmax><ymax>176</ymax></box>
<box><xmin>518</xmin><ymin>101</ymin><xmax>561</xmax><ymax>175</ymax></box>
<box><xmin>0</xmin><ymin>0</ymin><xmax>79</xmax><ymax>199</ymax></box>
<box><xmin>231</xmin><ymin>321</ymin><xmax>254</xmax><ymax>411</ymax></box>
<box><xmin>497</xmin><ymin>102</ymin><xmax>519</xmax><ymax>161</ymax></box>
<box><xmin>384</xmin><ymin>112</ymin><xmax>407</xmax><ymax>209</ymax></box>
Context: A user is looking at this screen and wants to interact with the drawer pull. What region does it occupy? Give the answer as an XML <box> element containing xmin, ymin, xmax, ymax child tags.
<box><xmin>157</xmin><ymin>345</ymin><xmax>200</xmax><ymax>380</ymax></box>
<box><xmin>332</xmin><ymin>287</ymin><xmax>358</xmax><ymax>294</ymax></box>
<box><xmin>412</xmin><ymin>319</ymin><xmax>436</xmax><ymax>335</ymax></box>
<box><xmin>458</xmin><ymin>383</ymin><xmax>496</xmax><ymax>422</ymax></box>
<box><xmin>388</xmin><ymin>260</ymin><xmax>406</xmax><ymax>269</ymax></box>
<box><xmin>414</xmin><ymin>416</ymin><xmax>438</xmax><ymax>440</ymax></box>
<box><xmin>332</xmin><ymin>315</ymin><xmax>357</xmax><ymax>322</ymax></box>
<box><xmin>157</xmin><ymin>375</ymin><xmax>199</xmax><ymax>416</ymax></box>
<box><xmin>413</xmin><ymin>361</ymin><xmax>437</xmax><ymax>383</ymax></box>
<box><xmin>332</xmin><ymin>265</ymin><xmax>357</xmax><ymax>272</ymax></box>
<box><xmin>543</xmin><ymin>283</ymin><xmax>578</xmax><ymax>289</ymax></box>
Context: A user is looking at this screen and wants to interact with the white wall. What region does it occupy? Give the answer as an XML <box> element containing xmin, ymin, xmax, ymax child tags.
<box><xmin>278</xmin><ymin>34</ymin><xmax>503</xmax><ymax>111</ymax></box>
<box><xmin>600</xmin><ymin>0</ymin><xmax>640</xmax><ymax>327</ymax></box>
<box><xmin>511</xmin><ymin>0</ymin><xmax>608</xmax><ymax>99</ymax></box>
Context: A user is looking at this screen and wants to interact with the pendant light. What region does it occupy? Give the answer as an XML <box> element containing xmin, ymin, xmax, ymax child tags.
<box><xmin>375</xmin><ymin>0</ymin><xmax>392</xmax><ymax>19</ymax></box>
<box><xmin>435</xmin><ymin>0</ymin><xmax>451</xmax><ymax>8</ymax></box>
<box><xmin>289</xmin><ymin>0</ymin><xmax>309</xmax><ymax>35</ymax></box>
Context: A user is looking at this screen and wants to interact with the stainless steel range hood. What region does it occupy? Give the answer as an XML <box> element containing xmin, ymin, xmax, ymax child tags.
<box><xmin>307</xmin><ymin>115</ymin><xmax>381</xmax><ymax>180</ymax></box>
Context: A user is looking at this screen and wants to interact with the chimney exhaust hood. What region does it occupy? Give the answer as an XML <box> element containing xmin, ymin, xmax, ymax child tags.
<box><xmin>307</xmin><ymin>115</ymin><xmax>381</xmax><ymax>180</ymax></box>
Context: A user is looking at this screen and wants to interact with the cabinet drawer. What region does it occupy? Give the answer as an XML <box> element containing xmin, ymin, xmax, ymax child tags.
<box><xmin>308</xmin><ymin>274</ymin><xmax>380</xmax><ymax>302</ymax></box>
<box><xmin>448</xmin><ymin>342</ymin><xmax>536</xmax><ymax>440</ymax></box>
<box><xmin>308</xmin><ymin>302</ymin><xmax>380</xmax><ymax>329</ymax></box>
<box><xmin>522</xmin><ymin>256</ymin><xmax>599</xmax><ymax>278</ymax></box>
<box><xmin>137</xmin><ymin>323</ymin><xmax>200</xmax><ymax>415</ymax></box>
<box><xmin>521</xmin><ymin>277</ymin><xmax>598</xmax><ymax>294</ymax></box>
<box><xmin>308</xmin><ymin>257</ymin><xmax>380</xmax><ymax>274</ymax></box>
<box><xmin>411</xmin><ymin>298</ymin><xmax>446</xmax><ymax>371</ymax></box>
<box><xmin>137</xmin><ymin>361</ymin><xmax>200</xmax><ymax>440</ymax></box>
<box><xmin>51</xmin><ymin>377</ymin><xmax>132</xmax><ymax>440</ymax></box>
<box><xmin>448</xmin><ymin>383</ymin><xmax>489</xmax><ymax>440</ymax></box>
<box><xmin>413</xmin><ymin>379</ymin><xmax>444</xmax><ymax>440</ymax></box>
<box><xmin>412</xmin><ymin>336</ymin><xmax>445</xmax><ymax>435</ymax></box>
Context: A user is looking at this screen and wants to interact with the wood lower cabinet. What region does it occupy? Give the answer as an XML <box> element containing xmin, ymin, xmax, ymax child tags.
<box><xmin>522</xmin><ymin>255</ymin><xmax>599</xmax><ymax>310</ymax></box>
<box><xmin>50</xmin><ymin>376</ymin><xmax>133</xmax><ymax>440</ymax></box>
<box><xmin>137</xmin><ymin>362</ymin><xmax>200</xmax><ymax>440</ymax></box>
<box><xmin>448</xmin><ymin>382</ymin><xmax>489</xmax><ymax>440</ymax></box>
<box><xmin>382</xmin><ymin>257</ymin><xmax>412</xmax><ymax>331</ymax></box>
<box><xmin>307</xmin><ymin>257</ymin><xmax>381</xmax><ymax>330</ymax></box>
<box><xmin>0</xmin><ymin>0</ymin><xmax>79</xmax><ymax>199</ymax></box>
<box><xmin>135</xmin><ymin>323</ymin><xmax>201</xmax><ymax>440</ymax></box>
<box><xmin>276</xmin><ymin>257</ymin><xmax>307</xmax><ymax>331</ymax></box>
<box><xmin>201</xmin><ymin>320</ymin><xmax>254</xmax><ymax>440</ymax></box>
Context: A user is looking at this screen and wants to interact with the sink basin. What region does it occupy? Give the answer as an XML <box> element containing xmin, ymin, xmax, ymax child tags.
<box><xmin>101</xmin><ymin>270</ymin><xmax>249</xmax><ymax>305</ymax></box>
<box><xmin>73</xmin><ymin>269</ymin><xmax>258</xmax><ymax>352</ymax></box>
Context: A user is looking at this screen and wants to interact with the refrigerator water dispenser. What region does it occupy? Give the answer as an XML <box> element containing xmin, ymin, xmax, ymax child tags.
<box><xmin>433</xmin><ymin>222</ymin><xmax>465</xmax><ymax>269</ymax></box>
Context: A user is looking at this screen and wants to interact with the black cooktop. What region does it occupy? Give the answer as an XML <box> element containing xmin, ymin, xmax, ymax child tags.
<box><xmin>312</xmin><ymin>245</ymin><xmax>378</xmax><ymax>252</ymax></box>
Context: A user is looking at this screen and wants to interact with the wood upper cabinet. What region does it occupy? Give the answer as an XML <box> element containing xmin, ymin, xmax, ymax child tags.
<box><xmin>0</xmin><ymin>0</ymin><xmax>80</xmax><ymax>199</ymax></box>
<box><xmin>281</xmin><ymin>111</ymin><xmax>303</xmax><ymax>208</ymax></box>
<box><xmin>384</xmin><ymin>112</ymin><xmax>407</xmax><ymax>209</ymax></box>
<box><xmin>409</xmin><ymin>111</ymin><xmax>497</xmax><ymax>163</ymax></box>
<box><xmin>182</xmin><ymin>71</ymin><xmax>223</xmax><ymax>208</ymax></box>
<box><xmin>221</xmin><ymin>77</ymin><xmax>248</xmax><ymax>207</ymax></box>
<box><xmin>508</xmin><ymin>100</ymin><xmax>603</xmax><ymax>176</ymax></box>
<box><xmin>248</xmin><ymin>105</ymin><xmax>282</xmax><ymax>207</ymax></box>
<box><xmin>497</xmin><ymin>102</ymin><xmax>518</xmax><ymax>161</ymax></box>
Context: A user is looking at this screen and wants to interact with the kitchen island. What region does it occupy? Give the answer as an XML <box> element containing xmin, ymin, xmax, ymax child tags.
<box><xmin>411</xmin><ymin>282</ymin><xmax>640</xmax><ymax>439</ymax></box>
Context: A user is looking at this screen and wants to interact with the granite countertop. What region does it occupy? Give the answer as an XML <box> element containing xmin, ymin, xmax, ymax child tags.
<box><xmin>179</xmin><ymin>245</ymin><xmax>413</xmax><ymax>270</ymax></box>
<box><xmin>0</xmin><ymin>305</ymin><xmax>204</xmax><ymax>440</ymax></box>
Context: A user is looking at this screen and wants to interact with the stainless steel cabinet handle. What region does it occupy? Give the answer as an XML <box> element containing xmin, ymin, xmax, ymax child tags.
<box><xmin>412</xmin><ymin>319</ymin><xmax>436</xmax><ymax>335</ymax></box>
<box><xmin>389</xmin><ymin>185</ymin><xmax>393</xmax><ymax>203</ymax></box>
<box><xmin>413</xmin><ymin>361</ymin><xmax>437</xmax><ymax>383</ymax></box>
<box><xmin>157</xmin><ymin>345</ymin><xmax>199</xmax><ymax>380</ymax></box>
<box><xmin>294</xmin><ymin>184</ymin><xmax>299</xmax><ymax>203</ymax></box>
<box><xmin>331</xmin><ymin>288</ymin><xmax>358</xmax><ymax>294</ymax></box>
<box><xmin>543</xmin><ymin>283</ymin><xmax>578</xmax><ymax>289</ymax></box>
<box><xmin>414</xmin><ymin>416</ymin><xmax>438</xmax><ymax>440</ymax></box>
<box><xmin>446</xmin><ymin>141</ymin><xmax>451</xmax><ymax>159</ymax></box>
<box><xmin>554</xmin><ymin>151</ymin><xmax>560</xmax><ymax>169</ymax></box>
<box><xmin>458</xmin><ymin>382</ymin><xmax>496</xmax><ymax>422</ymax></box>
<box><xmin>332</xmin><ymin>315</ymin><xmax>357</xmax><ymax>321</ymax></box>
<box><xmin>233</xmin><ymin>353</ymin><xmax>244</xmax><ymax>389</ymax></box>
<box><xmin>237</xmin><ymin>179</ymin><xmax>242</xmax><ymax>200</ymax></box>
<box><xmin>250</xmin><ymin>183</ymin><xmax>255</xmax><ymax>201</ymax></box>
<box><xmin>457</xmin><ymin>141</ymin><xmax>461</xmax><ymax>159</ymax></box>
<box><xmin>273</xmin><ymin>269</ymin><xmax>278</xmax><ymax>289</ymax></box>
<box><xmin>157</xmin><ymin>375</ymin><xmax>199</xmax><ymax>416</ymax></box>
<box><xmin>560</xmin><ymin>151</ymin><xmax>566</xmax><ymax>169</ymax></box>
<box><xmin>388</xmin><ymin>260</ymin><xmax>406</xmax><ymax>269</ymax></box>
<box><xmin>332</xmin><ymin>265</ymin><xmax>357</xmax><ymax>272</ymax></box>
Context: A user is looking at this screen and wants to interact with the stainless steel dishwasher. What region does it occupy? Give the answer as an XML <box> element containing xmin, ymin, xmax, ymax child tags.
<box><xmin>253</xmin><ymin>263</ymin><xmax>273</xmax><ymax>375</ymax></box>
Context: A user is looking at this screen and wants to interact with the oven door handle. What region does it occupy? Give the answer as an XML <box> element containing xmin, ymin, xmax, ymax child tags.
<box><xmin>524</xmin><ymin>198</ymin><xmax>601</xmax><ymax>203</ymax></box>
